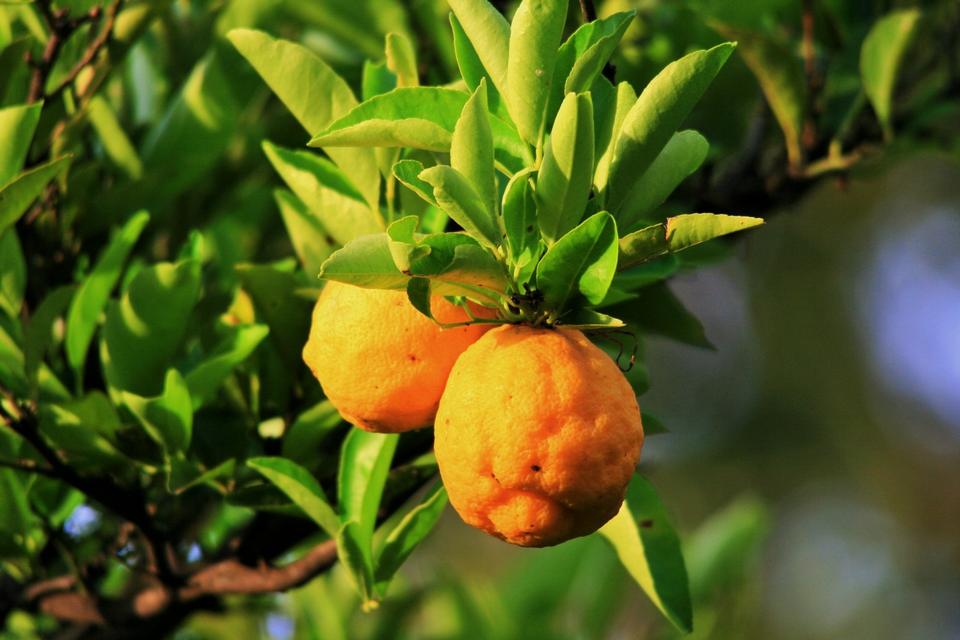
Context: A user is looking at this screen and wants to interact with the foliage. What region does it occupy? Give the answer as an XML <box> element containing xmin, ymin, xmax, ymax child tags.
<box><xmin>0</xmin><ymin>0</ymin><xmax>956</xmax><ymax>637</ymax></box>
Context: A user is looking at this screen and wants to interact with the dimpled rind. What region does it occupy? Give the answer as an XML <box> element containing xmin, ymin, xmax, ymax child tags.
<box><xmin>435</xmin><ymin>324</ymin><xmax>644</xmax><ymax>547</ymax></box>
<box><xmin>302</xmin><ymin>282</ymin><xmax>493</xmax><ymax>433</ymax></box>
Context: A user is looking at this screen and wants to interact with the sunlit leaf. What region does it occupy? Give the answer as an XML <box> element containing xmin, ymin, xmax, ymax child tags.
<box><xmin>248</xmin><ymin>456</ymin><xmax>339</xmax><ymax>537</ymax></box>
<box><xmin>536</xmin><ymin>212</ymin><xmax>618</xmax><ymax>314</ymax></box>
<box><xmin>860</xmin><ymin>9</ymin><xmax>922</xmax><ymax>139</ymax></box>
<box><xmin>618</xmin><ymin>213</ymin><xmax>763</xmax><ymax>270</ymax></box>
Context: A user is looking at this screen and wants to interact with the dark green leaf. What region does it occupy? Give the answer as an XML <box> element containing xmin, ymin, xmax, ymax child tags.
<box><xmin>501</xmin><ymin>168</ymin><xmax>540</xmax><ymax>286</ymax></box>
<box><xmin>87</xmin><ymin>96</ymin><xmax>144</xmax><ymax>180</ymax></box>
<box><xmin>0</xmin><ymin>227</ymin><xmax>25</xmax><ymax>319</ymax></box>
<box><xmin>337</xmin><ymin>430</ymin><xmax>399</xmax><ymax>545</ymax></box>
<box><xmin>0</xmin><ymin>155</ymin><xmax>72</xmax><ymax>236</ymax></box>
<box><xmin>122</xmin><ymin>369</ymin><xmax>193</xmax><ymax>454</ymax></box>
<box><xmin>609</xmin><ymin>282</ymin><xmax>713</xmax><ymax>349</ymax></box>
<box><xmin>24</xmin><ymin>286</ymin><xmax>74</xmax><ymax>399</ymax></box>
<box><xmin>337</xmin><ymin>519</ymin><xmax>376</xmax><ymax>604</ymax></box>
<box><xmin>595</xmin><ymin>81</ymin><xmax>637</xmax><ymax>192</ymax></box>
<box><xmin>0</xmin><ymin>102</ymin><xmax>42</xmax><ymax>185</ymax></box>
<box><xmin>184</xmin><ymin>323</ymin><xmax>269</xmax><ymax>406</ymax></box>
<box><xmin>373</xmin><ymin>482</ymin><xmax>448</xmax><ymax>593</ymax></box>
<box><xmin>236</xmin><ymin>261</ymin><xmax>312</xmax><ymax>366</ymax></box>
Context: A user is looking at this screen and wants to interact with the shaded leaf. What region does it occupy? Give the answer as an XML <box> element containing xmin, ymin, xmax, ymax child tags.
<box><xmin>274</xmin><ymin>189</ymin><xmax>335</xmax><ymax>278</ymax></box>
<box><xmin>374</xmin><ymin>483</ymin><xmax>448</xmax><ymax>593</ymax></box>
<box><xmin>122</xmin><ymin>369</ymin><xmax>193</xmax><ymax>454</ymax></box>
<box><xmin>501</xmin><ymin>168</ymin><xmax>540</xmax><ymax>285</ymax></box>
<box><xmin>608</xmin><ymin>282</ymin><xmax>713</xmax><ymax>349</ymax></box>
<box><xmin>87</xmin><ymin>95</ymin><xmax>144</xmax><ymax>180</ymax></box>
<box><xmin>24</xmin><ymin>286</ymin><xmax>74</xmax><ymax>399</ymax></box>
<box><xmin>0</xmin><ymin>155</ymin><xmax>72</xmax><ymax>236</ymax></box>
<box><xmin>184</xmin><ymin>323</ymin><xmax>269</xmax><ymax>406</ymax></box>
<box><xmin>0</xmin><ymin>227</ymin><xmax>25</xmax><ymax>319</ymax></box>
<box><xmin>248</xmin><ymin>456</ymin><xmax>339</xmax><ymax>537</ymax></box>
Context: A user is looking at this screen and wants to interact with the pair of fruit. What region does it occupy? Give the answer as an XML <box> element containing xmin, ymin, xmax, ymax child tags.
<box><xmin>303</xmin><ymin>282</ymin><xmax>644</xmax><ymax>547</ymax></box>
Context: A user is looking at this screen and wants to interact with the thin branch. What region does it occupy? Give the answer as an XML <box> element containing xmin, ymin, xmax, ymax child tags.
<box><xmin>0</xmin><ymin>458</ymin><xmax>58</xmax><ymax>477</ymax></box>
<box><xmin>578</xmin><ymin>0</ymin><xmax>597</xmax><ymax>23</ymax></box>
<box><xmin>46</xmin><ymin>0</ymin><xmax>122</xmax><ymax>103</ymax></box>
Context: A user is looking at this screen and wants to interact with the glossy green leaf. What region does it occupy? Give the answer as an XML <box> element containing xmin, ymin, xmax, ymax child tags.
<box><xmin>263</xmin><ymin>141</ymin><xmax>382</xmax><ymax>246</ymax></box>
<box><xmin>536</xmin><ymin>211</ymin><xmax>618</xmax><ymax>314</ymax></box>
<box><xmin>618</xmin><ymin>130</ymin><xmax>709</xmax><ymax>230</ymax></box>
<box><xmin>713</xmin><ymin>24</ymin><xmax>805</xmax><ymax>168</ymax></box>
<box><xmin>419</xmin><ymin>165</ymin><xmax>500</xmax><ymax>248</ymax></box>
<box><xmin>537</xmin><ymin>92</ymin><xmax>595</xmax><ymax>244</ymax></box>
<box><xmin>185</xmin><ymin>323</ymin><xmax>269</xmax><ymax>406</ymax></box>
<box><xmin>362</xmin><ymin>60</ymin><xmax>397</xmax><ymax>101</ymax></box>
<box><xmin>66</xmin><ymin>210</ymin><xmax>150</xmax><ymax>375</ymax></box>
<box><xmin>606</xmin><ymin>44</ymin><xmax>735</xmax><ymax>211</ymax></box>
<box><xmin>374</xmin><ymin>483</ymin><xmax>448</xmax><ymax>592</ymax></box>
<box><xmin>337</xmin><ymin>519</ymin><xmax>376</xmax><ymax>604</ymax></box>
<box><xmin>393</xmin><ymin>159</ymin><xmax>438</xmax><ymax>208</ymax></box>
<box><xmin>386</xmin><ymin>215</ymin><xmax>426</xmax><ymax>274</ymax></box>
<box><xmin>87</xmin><ymin>95</ymin><xmax>144</xmax><ymax>180</ymax></box>
<box><xmin>595</xmin><ymin>81</ymin><xmax>637</xmax><ymax>192</ymax></box>
<box><xmin>447</xmin><ymin>0</ymin><xmax>510</xmax><ymax>96</ymax></box>
<box><xmin>449</xmin><ymin>13</ymin><xmax>502</xmax><ymax>114</ymax></box>
<box><xmin>248</xmin><ymin>456</ymin><xmax>339</xmax><ymax>537</ymax></box>
<box><xmin>320</xmin><ymin>233</ymin><xmax>408</xmax><ymax>290</ymax></box>
<box><xmin>274</xmin><ymin>189</ymin><xmax>335</xmax><ymax>278</ymax></box>
<box><xmin>860</xmin><ymin>9</ymin><xmax>922</xmax><ymax>139</ymax></box>
<box><xmin>411</xmin><ymin>233</ymin><xmax>508</xmax><ymax>302</ymax></box>
<box><xmin>618</xmin><ymin>213</ymin><xmax>764</xmax><ymax>270</ymax></box>
<box><xmin>0</xmin><ymin>228</ymin><xmax>25</xmax><ymax>319</ymax></box>
<box><xmin>101</xmin><ymin>259</ymin><xmax>201</xmax><ymax>396</ymax></box>
<box><xmin>599</xmin><ymin>475</ymin><xmax>693</xmax><ymax>633</ymax></box>
<box><xmin>24</xmin><ymin>286</ymin><xmax>74</xmax><ymax>398</ymax></box>
<box><xmin>549</xmin><ymin>11</ymin><xmax>635</xmax><ymax>118</ymax></box>
<box><xmin>39</xmin><ymin>393</ymin><xmax>127</xmax><ymax>471</ymax></box>
<box><xmin>501</xmin><ymin>168</ymin><xmax>540</xmax><ymax>285</ymax></box>
<box><xmin>227</xmin><ymin>28</ymin><xmax>379</xmax><ymax>206</ymax></box>
<box><xmin>338</xmin><ymin>430</ymin><xmax>399</xmax><ymax>545</ymax></box>
<box><xmin>385</xmin><ymin>32</ymin><xmax>418</xmax><ymax>88</ymax></box>
<box><xmin>451</xmin><ymin>80</ymin><xmax>497</xmax><ymax>216</ymax></box>
<box><xmin>506</xmin><ymin>0</ymin><xmax>567</xmax><ymax>145</ymax></box>
<box><xmin>0</xmin><ymin>155</ymin><xmax>72</xmax><ymax>236</ymax></box>
<box><xmin>0</xmin><ymin>102</ymin><xmax>42</xmax><ymax>185</ymax></box>
<box><xmin>122</xmin><ymin>369</ymin><xmax>193</xmax><ymax>454</ymax></box>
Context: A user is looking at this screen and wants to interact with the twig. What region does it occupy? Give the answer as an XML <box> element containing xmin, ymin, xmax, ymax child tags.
<box><xmin>0</xmin><ymin>458</ymin><xmax>57</xmax><ymax>477</ymax></box>
<box><xmin>578</xmin><ymin>0</ymin><xmax>597</xmax><ymax>23</ymax></box>
<box><xmin>801</xmin><ymin>0</ymin><xmax>820</xmax><ymax>151</ymax></box>
<box><xmin>46</xmin><ymin>0</ymin><xmax>122</xmax><ymax>103</ymax></box>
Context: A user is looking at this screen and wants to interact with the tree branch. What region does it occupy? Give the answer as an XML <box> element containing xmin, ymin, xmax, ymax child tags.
<box><xmin>46</xmin><ymin>0</ymin><xmax>122</xmax><ymax>103</ymax></box>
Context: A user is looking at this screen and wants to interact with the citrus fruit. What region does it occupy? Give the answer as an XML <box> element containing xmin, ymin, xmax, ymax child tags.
<box><xmin>303</xmin><ymin>282</ymin><xmax>494</xmax><ymax>433</ymax></box>
<box><xmin>434</xmin><ymin>324</ymin><xmax>643</xmax><ymax>546</ymax></box>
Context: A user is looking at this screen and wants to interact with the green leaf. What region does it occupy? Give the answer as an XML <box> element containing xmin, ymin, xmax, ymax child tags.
<box><xmin>618</xmin><ymin>213</ymin><xmax>764</xmax><ymax>270</ymax></box>
<box><xmin>66</xmin><ymin>210</ymin><xmax>150</xmax><ymax>375</ymax></box>
<box><xmin>595</xmin><ymin>81</ymin><xmax>636</xmax><ymax>192</ymax></box>
<box><xmin>405</xmin><ymin>277</ymin><xmax>434</xmax><ymax>320</ymax></box>
<box><xmin>412</xmin><ymin>234</ymin><xmax>507</xmax><ymax>302</ymax></box>
<box><xmin>167</xmin><ymin>457</ymin><xmax>235</xmax><ymax>495</ymax></box>
<box><xmin>385</xmin><ymin>32</ymin><xmax>418</xmax><ymax>88</ymax></box>
<box><xmin>419</xmin><ymin>165</ymin><xmax>500</xmax><ymax>248</ymax></box>
<box><xmin>262</xmin><ymin>141</ymin><xmax>382</xmax><ymax>246</ymax></box>
<box><xmin>248</xmin><ymin>457</ymin><xmax>339</xmax><ymax>537</ymax></box>
<box><xmin>362</xmin><ymin>60</ymin><xmax>397</xmax><ymax>101</ymax></box>
<box><xmin>860</xmin><ymin>9</ymin><xmax>922</xmax><ymax>139</ymax></box>
<box><xmin>373</xmin><ymin>483</ymin><xmax>448</xmax><ymax>593</ymax></box>
<box><xmin>274</xmin><ymin>189</ymin><xmax>335</xmax><ymax>278</ymax></box>
<box><xmin>0</xmin><ymin>155</ymin><xmax>72</xmax><ymax>236</ymax></box>
<box><xmin>0</xmin><ymin>227</ymin><xmax>25</xmax><ymax>319</ymax></box>
<box><xmin>606</xmin><ymin>43</ymin><xmax>735</xmax><ymax>211</ymax></box>
<box><xmin>39</xmin><ymin>393</ymin><xmax>127</xmax><ymax>471</ymax></box>
<box><xmin>24</xmin><ymin>286</ymin><xmax>74</xmax><ymax>399</ymax></box>
<box><xmin>393</xmin><ymin>159</ymin><xmax>438</xmax><ymax>208</ymax></box>
<box><xmin>386</xmin><ymin>215</ymin><xmax>427</xmax><ymax>274</ymax></box>
<box><xmin>599</xmin><ymin>475</ymin><xmax>693</xmax><ymax>633</ymax></box>
<box><xmin>506</xmin><ymin>0</ymin><xmax>567</xmax><ymax>145</ymax></box>
<box><xmin>712</xmin><ymin>24</ymin><xmax>805</xmax><ymax>168</ymax></box>
<box><xmin>557</xmin><ymin>308</ymin><xmax>625</xmax><ymax>330</ymax></box>
<box><xmin>449</xmin><ymin>13</ymin><xmax>502</xmax><ymax>114</ymax></box>
<box><xmin>310</xmin><ymin>87</ymin><xmax>464</xmax><ymax>152</ymax></box>
<box><xmin>236</xmin><ymin>262</ymin><xmax>312</xmax><ymax>366</ymax></box>
<box><xmin>87</xmin><ymin>95</ymin><xmax>144</xmax><ymax>180</ymax></box>
<box><xmin>282</xmin><ymin>400</ymin><xmax>345</xmax><ymax>467</ymax></box>
<box><xmin>451</xmin><ymin>80</ymin><xmax>497</xmax><ymax>217</ymax></box>
<box><xmin>122</xmin><ymin>369</ymin><xmax>193</xmax><ymax>454</ymax></box>
<box><xmin>447</xmin><ymin>0</ymin><xmax>510</xmax><ymax>97</ymax></box>
<box><xmin>337</xmin><ymin>430</ymin><xmax>399</xmax><ymax>545</ymax></box>
<box><xmin>337</xmin><ymin>519</ymin><xmax>376</xmax><ymax>604</ymax></box>
<box><xmin>320</xmin><ymin>233</ymin><xmax>408</xmax><ymax>290</ymax></box>
<box><xmin>549</xmin><ymin>11</ymin><xmax>635</xmax><ymax>119</ymax></box>
<box><xmin>0</xmin><ymin>102</ymin><xmax>42</xmax><ymax>185</ymax></box>
<box><xmin>101</xmin><ymin>259</ymin><xmax>201</xmax><ymax>396</ymax></box>
<box><xmin>501</xmin><ymin>168</ymin><xmax>540</xmax><ymax>286</ymax></box>
<box><xmin>609</xmin><ymin>282</ymin><xmax>713</xmax><ymax>349</ymax></box>
<box><xmin>537</xmin><ymin>92</ymin><xmax>595</xmax><ymax>244</ymax></box>
<box><xmin>227</xmin><ymin>28</ymin><xmax>379</xmax><ymax>206</ymax></box>
<box><xmin>536</xmin><ymin>211</ymin><xmax>618</xmax><ymax>314</ymax></box>
<box><xmin>641</xmin><ymin>411</ymin><xmax>669</xmax><ymax>435</ymax></box>
<box><xmin>618</xmin><ymin>130</ymin><xmax>709</xmax><ymax>231</ymax></box>
<box><xmin>184</xmin><ymin>323</ymin><xmax>269</xmax><ymax>406</ymax></box>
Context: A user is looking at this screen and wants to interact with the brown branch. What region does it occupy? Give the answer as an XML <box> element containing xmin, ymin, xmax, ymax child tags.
<box><xmin>25</xmin><ymin>540</ymin><xmax>338</xmax><ymax>626</ymax></box>
<box><xmin>578</xmin><ymin>0</ymin><xmax>597</xmax><ymax>23</ymax></box>
<box><xmin>46</xmin><ymin>0</ymin><xmax>122</xmax><ymax>103</ymax></box>
<box><xmin>0</xmin><ymin>458</ymin><xmax>57</xmax><ymax>477</ymax></box>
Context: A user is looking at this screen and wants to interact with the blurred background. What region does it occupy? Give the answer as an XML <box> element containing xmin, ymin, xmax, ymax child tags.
<box><xmin>2</xmin><ymin>0</ymin><xmax>959</xmax><ymax>637</ymax></box>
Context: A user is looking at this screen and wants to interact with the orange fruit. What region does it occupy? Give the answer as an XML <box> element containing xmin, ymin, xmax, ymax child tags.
<box><xmin>434</xmin><ymin>325</ymin><xmax>643</xmax><ymax>546</ymax></box>
<box><xmin>302</xmin><ymin>281</ymin><xmax>495</xmax><ymax>433</ymax></box>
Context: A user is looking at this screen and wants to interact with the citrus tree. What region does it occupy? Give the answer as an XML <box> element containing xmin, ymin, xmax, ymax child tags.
<box><xmin>0</xmin><ymin>0</ymin><xmax>956</xmax><ymax>637</ymax></box>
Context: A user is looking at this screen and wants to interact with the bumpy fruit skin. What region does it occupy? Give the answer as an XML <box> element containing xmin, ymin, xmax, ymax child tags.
<box><xmin>435</xmin><ymin>325</ymin><xmax>643</xmax><ymax>547</ymax></box>
<box><xmin>302</xmin><ymin>282</ymin><xmax>493</xmax><ymax>433</ymax></box>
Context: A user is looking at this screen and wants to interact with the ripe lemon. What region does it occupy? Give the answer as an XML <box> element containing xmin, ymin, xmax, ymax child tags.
<box><xmin>303</xmin><ymin>282</ymin><xmax>494</xmax><ymax>433</ymax></box>
<box><xmin>434</xmin><ymin>324</ymin><xmax>643</xmax><ymax>546</ymax></box>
